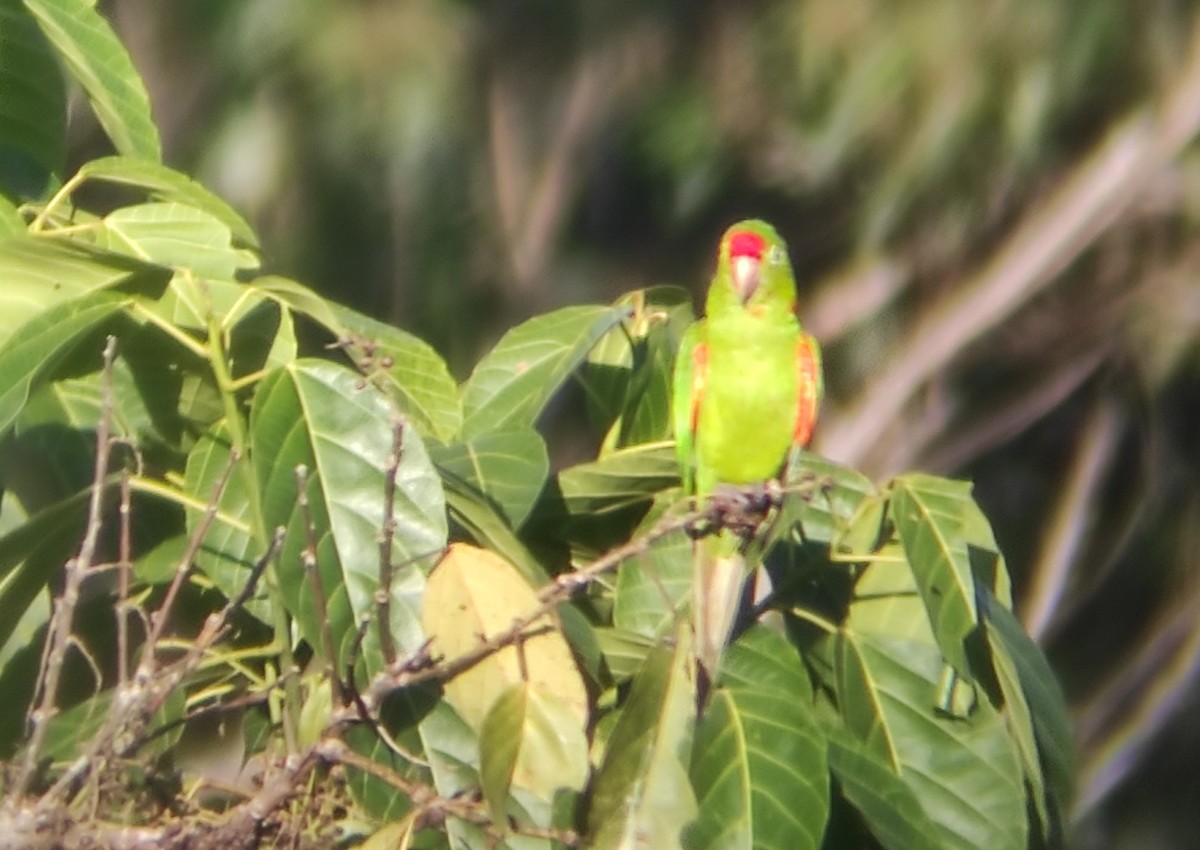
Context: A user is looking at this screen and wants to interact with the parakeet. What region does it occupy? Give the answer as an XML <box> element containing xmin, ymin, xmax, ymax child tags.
<box><xmin>673</xmin><ymin>219</ymin><xmax>823</xmax><ymax>674</ymax></box>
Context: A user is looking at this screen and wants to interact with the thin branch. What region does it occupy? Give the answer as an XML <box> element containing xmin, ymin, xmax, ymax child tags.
<box><xmin>116</xmin><ymin>471</ymin><xmax>133</xmax><ymax>689</ymax></box>
<box><xmin>144</xmin><ymin>452</ymin><xmax>239</xmax><ymax>654</ymax></box>
<box><xmin>11</xmin><ymin>336</ymin><xmax>119</xmax><ymax>802</ymax></box>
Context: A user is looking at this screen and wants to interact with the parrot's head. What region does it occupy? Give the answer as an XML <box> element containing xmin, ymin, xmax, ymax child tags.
<box><xmin>716</xmin><ymin>219</ymin><xmax>796</xmax><ymax>307</ymax></box>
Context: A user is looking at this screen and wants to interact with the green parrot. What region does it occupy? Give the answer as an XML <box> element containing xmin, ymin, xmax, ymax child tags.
<box><xmin>673</xmin><ymin>219</ymin><xmax>823</xmax><ymax>674</ymax></box>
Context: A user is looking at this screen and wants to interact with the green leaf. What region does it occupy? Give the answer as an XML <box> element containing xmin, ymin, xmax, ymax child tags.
<box><xmin>0</xmin><ymin>485</ymin><xmax>90</xmax><ymax>658</ymax></box>
<box><xmin>0</xmin><ymin>0</ymin><xmax>65</xmax><ymax>199</ymax></box>
<box><xmin>22</xmin><ymin>0</ymin><xmax>160</xmax><ymax>161</ymax></box>
<box><xmin>825</xmin><ymin>723</ymin><xmax>947</xmax><ymax>850</ymax></box>
<box><xmin>0</xmin><ymin>234</ymin><xmax>168</xmax><ymax>342</ymax></box>
<box><xmin>96</xmin><ymin>202</ymin><xmax>260</xmax><ymax>279</ymax></box>
<box><xmin>588</xmin><ymin>632</ymin><xmax>698</xmax><ymax>850</ymax></box>
<box><xmin>986</xmin><ymin>614</ymin><xmax>1049</xmax><ymax>836</ymax></box>
<box><xmin>250</xmin><ymin>275</ymin><xmax>344</xmax><ymax>335</ymax></box>
<box><xmin>720</xmin><ymin>624</ymin><xmax>815</xmax><ymax>702</ymax></box>
<box><xmin>227</xmin><ymin>294</ymin><xmax>296</xmax><ymax>376</ymax></box>
<box><xmin>479</xmin><ymin>683</ymin><xmax>589</xmax><ymax>823</ymax></box>
<box><xmin>688</xmin><ymin>626</ymin><xmax>828</xmax><ymax>850</ymax></box>
<box><xmin>836</xmin><ymin>630</ymin><xmax>1028</xmax><ymax>850</ymax></box>
<box><xmin>410</xmin><ymin>697</ymin><xmax>556</xmax><ymax>849</ymax></box>
<box><xmin>582</xmin><ymin>286</ymin><xmax>694</xmax><ymax>449</ymax></box>
<box><xmin>689</xmin><ymin>688</ymin><xmax>828</xmax><ymax>850</ymax></box>
<box><xmin>0</xmin><ymin>290</ymin><xmax>127</xmax><ymax>437</ymax></box>
<box><xmin>979</xmin><ymin>589</ymin><xmax>1074</xmax><ymax>823</ymax></box>
<box><xmin>73</xmin><ymin>156</ymin><xmax>258</xmax><ymax>247</ymax></box>
<box><xmin>429</xmin><ymin>429</ymin><xmax>548</xmax><ymax>529</ymax></box>
<box><xmin>961</xmin><ymin>497</ymin><xmax>1013</xmax><ymax>609</ymax></box>
<box><xmin>251</xmin><ymin>360</ymin><xmax>447</xmax><ymax>673</ymax></box>
<box><xmin>334</xmin><ymin>305</ymin><xmax>463</xmax><ymax>444</ymax></box>
<box><xmin>555</xmin><ymin>440</ymin><xmax>679</xmax><ymax>517</ymax></box>
<box><xmin>460</xmin><ymin>304</ymin><xmax>629</xmax><ymax>439</ymax></box>
<box><xmin>889</xmin><ymin>473</ymin><xmax>978</xmax><ymax>677</ymax></box>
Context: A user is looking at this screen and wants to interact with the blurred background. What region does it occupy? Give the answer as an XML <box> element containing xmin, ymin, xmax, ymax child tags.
<box><xmin>90</xmin><ymin>1</ymin><xmax>1200</xmax><ymax>846</ymax></box>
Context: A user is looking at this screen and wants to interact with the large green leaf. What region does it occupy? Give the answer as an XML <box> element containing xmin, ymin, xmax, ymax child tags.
<box><xmin>979</xmin><ymin>589</ymin><xmax>1075</xmax><ymax>826</ymax></box>
<box><xmin>95</xmin><ymin>201</ymin><xmax>259</xmax><ymax>279</ymax></box>
<box><xmin>836</xmin><ymin>630</ymin><xmax>1028</xmax><ymax>850</ymax></box>
<box><xmin>889</xmin><ymin>473</ymin><xmax>978</xmax><ymax>677</ymax></box>
<box><xmin>0</xmin><ymin>235</ymin><xmax>169</xmax><ymax>341</ymax></box>
<box><xmin>825</xmin><ymin>723</ymin><xmax>946</xmax><ymax>850</ymax></box>
<box><xmin>251</xmin><ymin>360</ymin><xmax>447</xmax><ymax>673</ymax></box>
<box><xmin>73</xmin><ymin>156</ymin><xmax>258</xmax><ymax>247</ymax></box>
<box><xmin>688</xmin><ymin>626</ymin><xmax>828</xmax><ymax>850</ymax></box>
<box><xmin>459</xmin><ymin>304</ymin><xmax>629</xmax><ymax>439</ymax></box>
<box><xmin>333</xmin><ymin>305</ymin><xmax>463</xmax><ymax>444</ymax></box>
<box><xmin>429</xmin><ymin>428</ymin><xmax>548</xmax><ymax>529</ymax></box>
<box><xmin>588</xmin><ymin>634</ymin><xmax>698</xmax><ymax>850</ymax></box>
<box><xmin>22</xmin><ymin>0</ymin><xmax>160</xmax><ymax>161</ymax></box>
<box><xmin>0</xmin><ymin>0</ymin><xmax>65</xmax><ymax>199</ymax></box>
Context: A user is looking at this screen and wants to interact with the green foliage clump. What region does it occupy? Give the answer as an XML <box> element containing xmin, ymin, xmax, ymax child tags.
<box><xmin>0</xmin><ymin>3</ymin><xmax>1073</xmax><ymax>849</ymax></box>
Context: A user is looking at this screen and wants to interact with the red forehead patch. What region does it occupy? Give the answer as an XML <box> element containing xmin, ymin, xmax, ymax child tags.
<box><xmin>728</xmin><ymin>230</ymin><xmax>766</xmax><ymax>259</ymax></box>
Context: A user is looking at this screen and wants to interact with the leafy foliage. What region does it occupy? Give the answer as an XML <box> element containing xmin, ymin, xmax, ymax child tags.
<box><xmin>0</xmin><ymin>4</ymin><xmax>1077</xmax><ymax>849</ymax></box>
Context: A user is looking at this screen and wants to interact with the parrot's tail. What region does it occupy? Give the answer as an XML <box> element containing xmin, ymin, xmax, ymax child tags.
<box><xmin>693</xmin><ymin>543</ymin><xmax>746</xmax><ymax>677</ymax></box>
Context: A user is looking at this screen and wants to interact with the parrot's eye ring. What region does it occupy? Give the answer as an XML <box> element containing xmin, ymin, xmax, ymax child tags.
<box><xmin>767</xmin><ymin>245</ymin><xmax>786</xmax><ymax>266</ymax></box>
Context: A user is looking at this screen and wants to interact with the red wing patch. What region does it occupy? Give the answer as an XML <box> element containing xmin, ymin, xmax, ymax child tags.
<box><xmin>793</xmin><ymin>338</ymin><xmax>820</xmax><ymax>447</ymax></box>
<box><xmin>690</xmin><ymin>342</ymin><xmax>708</xmax><ymax>434</ymax></box>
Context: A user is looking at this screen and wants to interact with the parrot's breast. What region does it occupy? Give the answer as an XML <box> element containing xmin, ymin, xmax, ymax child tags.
<box><xmin>697</xmin><ymin>307</ymin><xmax>800</xmax><ymax>487</ymax></box>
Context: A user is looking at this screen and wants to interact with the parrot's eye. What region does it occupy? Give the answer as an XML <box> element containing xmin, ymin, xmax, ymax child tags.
<box><xmin>767</xmin><ymin>245</ymin><xmax>786</xmax><ymax>266</ymax></box>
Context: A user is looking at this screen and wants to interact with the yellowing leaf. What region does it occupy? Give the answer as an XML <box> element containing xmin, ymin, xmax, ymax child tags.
<box><xmin>421</xmin><ymin>543</ymin><xmax>587</xmax><ymax>732</ymax></box>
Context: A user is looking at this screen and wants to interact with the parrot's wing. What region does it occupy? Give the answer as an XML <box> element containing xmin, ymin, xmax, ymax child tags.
<box><xmin>793</xmin><ymin>330</ymin><xmax>823</xmax><ymax>448</ymax></box>
<box><xmin>672</xmin><ymin>320</ymin><xmax>707</xmax><ymax>494</ymax></box>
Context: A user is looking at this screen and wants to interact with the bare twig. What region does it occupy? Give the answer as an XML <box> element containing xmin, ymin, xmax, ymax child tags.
<box><xmin>34</xmin><ymin>484</ymin><xmax>283</xmax><ymax>809</ymax></box>
<box><xmin>116</xmin><ymin>471</ymin><xmax>133</xmax><ymax>689</ymax></box>
<box><xmin>295</xmin><ymin>465</ymin><xmax>342</xmax><ymax>707</ymax></box>
<box><xmin>144</xmin><ymin>452</ymin><xmax>239</xmax><ymax>654</ymax></box>
<box><xmin>11</xmin><ymin>337</ymin><xmax>119</xmax><ymax>802</ymax></box>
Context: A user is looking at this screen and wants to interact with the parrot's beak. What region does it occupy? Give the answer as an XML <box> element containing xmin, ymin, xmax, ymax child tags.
<box><xmin>732</xmin><ymin>254</ymin><xmax>761</xmax><ymax>303</ymax></box>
